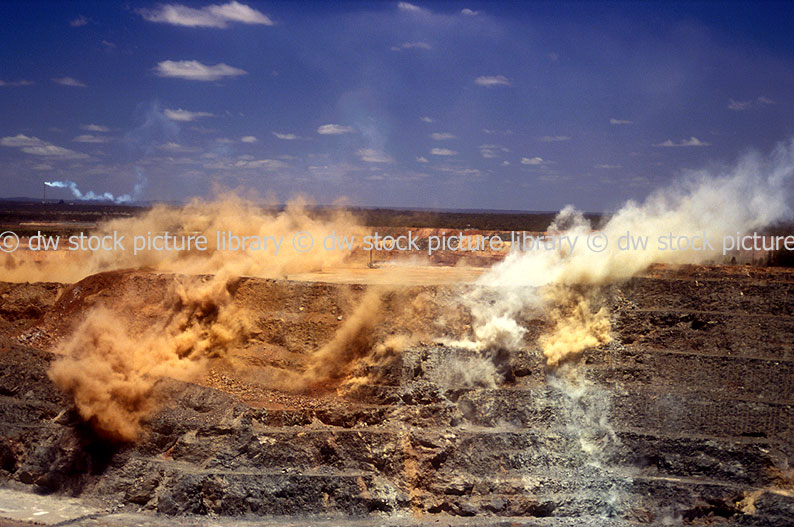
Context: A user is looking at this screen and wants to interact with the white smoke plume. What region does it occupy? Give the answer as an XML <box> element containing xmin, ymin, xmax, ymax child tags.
<box><xmin>45</xmin><ymin>169</ymin><xmax>147</xmax><ymax>204</ymax></box>
<box><xmin>466</xmin><ymin>137</ymin><xmax>794</xmax><ymax>365</ymax></box>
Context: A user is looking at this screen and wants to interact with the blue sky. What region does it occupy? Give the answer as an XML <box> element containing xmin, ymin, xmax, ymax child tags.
<box><xmin>1</xmin><ymin>1</ymin><xmax>793</xmax><ymax>211</ymax></box>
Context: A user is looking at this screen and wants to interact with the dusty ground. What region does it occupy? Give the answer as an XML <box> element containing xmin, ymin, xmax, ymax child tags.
<box><xmin>1</xmin><ymin>224</ymin><xmax>793</xmax><ymax>525</ymax></box>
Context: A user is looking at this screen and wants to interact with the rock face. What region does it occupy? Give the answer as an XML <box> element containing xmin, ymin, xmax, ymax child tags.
<box><xmin>1</xmin><ymin>266</ymin><xmax>794</xmax><ymax>525</ymax></box>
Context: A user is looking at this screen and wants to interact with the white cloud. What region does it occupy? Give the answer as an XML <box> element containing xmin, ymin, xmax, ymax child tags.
<box><xmin>728</xmin><ymin>99</ymin><xmax>752</xmax><ymax>111</ymax></box>
<box><xmin>25</xmin><ymin>145</ymin><xmax>86</xmax><ymax>157</ymax></box>
<box><xmin>610</xmin><ymin>118</ymin><xmax>633</xmax><ymax>125</ymax></box>
<box><xmin>209</xmin><ymin>1</ymin><xmax>273</xmax><ymax>24</ymax></box>
<box><xmin>521</xmin><ymin>156</ymin><xmax>549</xmax><ymax>166</ymax></box>
<box><xmin>654</xmin><ymin>136</ymin><xmax>711</xmax><ymax>147</ymax></box>
<box><xmin>81</xmin><ymin>124</ymin><xmax>110</xmax><ymax>132</ymax></box>
<box><xmin>205</xmin><ymin>158</ymin><xmax>286</xmax><ymax>170</ymax></box>
<box><xmin>538</xmin><ymin>135</ymin><xmax>570</xmax><ymax>142</ymax></box>
<box><xmin>243</xmin><ymin>159</ymin><xmax>285</xmax><ymax>169</ymax></box>
<box><xmin>482</xmin><ymin>128</ymin><xmax>513</xmax><ymax>135</ymax></box>
<box><xmin>154</xmin><ymin>60</ymin><xmax>247</xmax><ymax>81</ymax></box>
<box><xmin>595</xmin><ymin>164</ymin><xmax>621</xmax><ymax>169</ymax></box>
<box><xmin>538</xmin><ymin>174</ymin><xmax>562</xmax><ymax>183</ymax></box>
<box><xmin>391</xmin><ymin>41</ymin><xmax>432</xmax><ymax>51</ymax></box>
<box><xmin>479</xmin><ymin>144</ymin><xmax>509</xmax><ymax>159</ymax></box>
<box><xmin>157</xmin><ymin>142</ymin><xmax>199</xmax><ymax>153</ymax></box>
<box><xmin>52</xmin><ymin>77</ymin><xmax>87</xmax><ymax>87</ymax></box>
<box><xmin>1</xmin><ymin>135</ymin><xmax>44</xmax><ymax>148</ymax></box>
<box><xmin>461</xmin><ymin>8</ymin><xmax>478</xmax><ymax>15</ymax></box>
<box><xmin>317</xmin><ymin>124</ymin><xmax>355</xmax><ymax>135</ymax></box>
<box><xmin>139</xmin><ymin>1</ymin><xmax>273</xmax><ymax>28</ymax></box>
<box><xmin>475</xmin><ymin>75</ymin><xmax>511</xmax><ymax>87</ymax></box>
<box><xmin>430</xmin><ymin>132</ymin><xmax>455</xmax><ymax>140</ymax></box>
<box><xmin>437</xmin><ymin>166</ymin><xmax>481</xmax><ymax>177</ymax></box>
<box><xmin>430</xmin><ymin>148</ymin><xmax>457</xmax><ymax>156</ymax></box>
<box><xmin>1</xmin><ymin>134</ymin><xmax>88</xmax><ymax>159</ymax></box>
<box><xmin>728</xmin><ymin>96</ymin><xmax>775</xmax><ymax>111</ymax></box>
<box><xmin>420</xmin><ymin>116</ymin><xmax>434</xmax><ymax>123</ymax></box>
<box><xmin>273</xmin><ymin>132</ymin><xmax>299</xmax><ymax>140</ymax></box>
<box><xmin>306</xmin><ymin>162</ymin><xmax>359</xmax><ymax>182</ymax></box>
<box><xmin>358</xmin><ymin>148</ymin><xmax>393</xmax><ymax>163</ymax></box>
<box><xmin>480</xmin><ymin>149</ymin><xmax>497</xmax><ymax>159</ymax></box>
<box><xmin>397</xmin><ymin>2</ymin><xmax>425</xmax><ymax>12</ymax></box>
<box><xmin>164</xmin><ymin>108</ymin><xmax>214</xmax><ymax>121</ymax></box>
<box><xmin>73</xmin><ymin>134</ymin><xmax>112</xmax><ymax>143</ymax></box>
<box><xmin>0</xmin><ymin>80</ymin><xmax>33</xmax><ymax>87</ymax></box>
<box><xmin>70</xmin><ymin>15</ymin><xmax>88</xmax><ymax>27</ymax></box>
<box><xmin>240</xmin><ymin>135</ymin><xmax>257</xmax><ymax>143</ymax></box>
<box><xmin>416</xmin><ymin>156</ymin><xmax>429</xmax><ymax>163</ymax></box>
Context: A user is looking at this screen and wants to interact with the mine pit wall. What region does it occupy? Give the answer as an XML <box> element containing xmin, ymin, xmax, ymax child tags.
<box><xmin>0</xmin><ymin>267</ymin><xmax>794</xmax><ymax>524</ymax></box>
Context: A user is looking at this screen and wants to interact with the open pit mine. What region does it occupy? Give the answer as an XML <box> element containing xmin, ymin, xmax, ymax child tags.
<box><xmin>1</xmin><ymin>186</ymin><xmax>794</xmax><ymax>527</ymax></box>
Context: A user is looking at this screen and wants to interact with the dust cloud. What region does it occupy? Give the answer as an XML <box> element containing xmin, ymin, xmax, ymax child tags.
<box><xmin>4</xmin><ymin>194</ymin><xmax>365</xmax><ymax>283</ymax></box>
<box><xmin>539</xmin><ymin>287</ymin><xmax>611</xmax><ymax>368</ymax></box>
<box><xmin>41</xmin><ymin>196</ymin><xmax>444</xmax><ymax>440</ymax></box>
<box><xmin>469</xmin><ymin>138</ymin><xmax>794</xmax><ymax>366</ymax></box>
<box><xmin>44</xmin><ymin>195</ymin><xmax>367</xmax><ymax>441</ymax></box>
<box><xmin>301</xmin><ymin>288</ymin><xmax>386</xmax><ymax>386</ymax></box>
<box><xmin>301</xmin><ymin>288</ymin><xmax>449</xmax><ymax>392</ymax></box>
<box><xmin>48</xmin><ymin>271</ymin><xmax>248</xmax><ymax>441</ymax></box>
